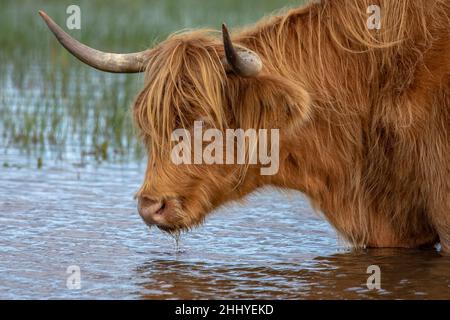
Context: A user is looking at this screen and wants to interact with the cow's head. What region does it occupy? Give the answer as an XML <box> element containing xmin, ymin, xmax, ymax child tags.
<box><xmin>40</xmin><ymin>11</ymin><xmax>311</xmax><ymax>233</ymax></box>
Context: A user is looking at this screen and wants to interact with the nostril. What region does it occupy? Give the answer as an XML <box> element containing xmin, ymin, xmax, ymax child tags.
<box><xmin>138</xmin><ymin>196</ymin><xmax>166</xmax><ymax>224</ymax></box>
<box><xmin>155</xmin><ymin>202</ymin><xmax>166</xmax><ymax>215</ymax></box>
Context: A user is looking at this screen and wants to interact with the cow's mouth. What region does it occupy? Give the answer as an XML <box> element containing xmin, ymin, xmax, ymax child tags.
<box><xmin>157</xmin><ymin>224</ymin><xmax>179</xmax><ymax>234</ymax></box>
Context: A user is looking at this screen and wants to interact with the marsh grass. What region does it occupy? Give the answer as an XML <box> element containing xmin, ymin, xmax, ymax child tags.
<box><xmin>0</xmin><ymin>0</ymin><xmax>301</xmax><ymax>167</ymax></box>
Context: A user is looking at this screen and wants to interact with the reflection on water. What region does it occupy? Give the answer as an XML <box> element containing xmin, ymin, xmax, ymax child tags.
<box><xmin>138</xmin><ymin>249</ymin><xmax>450</xmax><ymax>299</ymax></box>
<box><xmin>0</xmin><ymin>151</ymin><xmax>449</xmax><ymax>299</ymax></box>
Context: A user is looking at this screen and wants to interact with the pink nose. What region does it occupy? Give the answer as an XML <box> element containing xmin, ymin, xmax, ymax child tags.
<box><xmin>138</xmin><ymin>197</ymin><xmax>166</xmax><ymax>225</ymax></box>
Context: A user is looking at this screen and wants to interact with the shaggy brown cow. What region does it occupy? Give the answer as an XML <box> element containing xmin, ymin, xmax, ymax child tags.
<box><xmin>40</xmin><ymin>0</ymin><xmax>450</xmax><ymax>251</ymax></box>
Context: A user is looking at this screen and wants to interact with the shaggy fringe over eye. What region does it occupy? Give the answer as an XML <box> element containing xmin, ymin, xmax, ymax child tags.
<box><xmin>133</xmin><ymin>31</ymin><xmax>228</xmax><ymax>170</ymax></box>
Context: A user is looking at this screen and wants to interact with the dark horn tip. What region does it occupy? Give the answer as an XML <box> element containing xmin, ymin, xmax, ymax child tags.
<box><xmin>222</xmin><ymin>23</ymin><xmax>229</xmax><ymax>35</ymax></box>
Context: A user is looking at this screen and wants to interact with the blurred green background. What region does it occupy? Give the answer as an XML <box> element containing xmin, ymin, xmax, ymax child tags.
<box><xmin>0</xmin><ymin>0</ymin><xmax>302</xmax><ymax>167</ymax></box>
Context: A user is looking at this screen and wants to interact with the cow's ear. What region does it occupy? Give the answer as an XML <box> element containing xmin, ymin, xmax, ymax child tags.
<box><xmin>227</xmin><ymin>75</ymin><xmax>311</xmax><ymax>130</ymax></box>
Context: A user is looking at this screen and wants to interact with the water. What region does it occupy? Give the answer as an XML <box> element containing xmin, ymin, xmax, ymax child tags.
<box><xmin>1</xmin><ymin>0</ymin><xmax>450</xmax><ymax>300</ymax></box>
<box><xmin>1</xmin><ymin>149</ymin><xmax>449</xmax><ymax>299</ymax></box>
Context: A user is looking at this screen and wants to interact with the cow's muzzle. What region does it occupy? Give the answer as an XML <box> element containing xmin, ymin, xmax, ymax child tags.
<box><xmin>137</xmin><ymin>197</ymin><xmax>167</xmax><ymax>227</ymax></box>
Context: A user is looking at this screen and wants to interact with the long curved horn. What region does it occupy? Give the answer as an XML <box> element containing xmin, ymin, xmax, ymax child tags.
<box><xmin>222</xmin><ymin>24</ymin><xmax>262</xmax><ymax>77</ymax></box>
<box><xmin>39</xmin><ymin>11</ymin><xmax>150</xmax><ymax>73</ymax></box>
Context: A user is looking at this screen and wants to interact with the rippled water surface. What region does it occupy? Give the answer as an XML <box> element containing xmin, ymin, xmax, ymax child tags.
<box><xmin>1</xmin><ymin>149</ymin><xmax>450</xmax><ymax>299</ymax></box>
